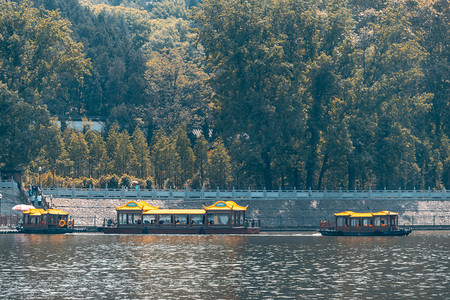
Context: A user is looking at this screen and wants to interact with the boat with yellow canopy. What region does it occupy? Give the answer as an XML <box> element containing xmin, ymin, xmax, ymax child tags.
<box><xmin>319</xmin><ymin>210</ymin><xmax>412</xmax><ymax>236</ymax></box>
<box><xmin>100</xmin><ymin>200</ymin><xmax>260</xmax><ymax>234</ymax></box>
<box><xmin>20</xmin><ymin>208</ymin><xmax>74</xmax><ymax>234</ymax></box>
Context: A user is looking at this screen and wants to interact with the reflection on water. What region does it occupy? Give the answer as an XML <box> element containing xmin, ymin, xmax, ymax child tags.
<box><xmin>0</xmin><ymin>231</ymin><xmax>449</xmax><ymax>299</ymax></box>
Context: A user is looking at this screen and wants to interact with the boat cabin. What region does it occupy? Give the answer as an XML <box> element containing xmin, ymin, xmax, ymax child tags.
<box><xmin>104</xmin><ymin>200</ymin><xmax>261</xmax><ymax>235</ymax></box>
<box><xmin>321</xmin><ymin>210</ymin><xmax>400</xmax><ymax>233</ymax></box>
<box><xmin>21</xmin><ymin>208</ymin><xmax>73</xmax><ymax>233</ymax></box>
<box><xmin>113</xmin><ymin>200</ymin><xmax>250</xmax><ymax>229</ymax></box>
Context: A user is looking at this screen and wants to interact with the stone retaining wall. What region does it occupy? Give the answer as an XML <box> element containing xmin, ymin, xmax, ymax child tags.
<box><xmin>51</xmin><ymin>197</ymin><xmax>450</xmax><ymax>229</ymax></box>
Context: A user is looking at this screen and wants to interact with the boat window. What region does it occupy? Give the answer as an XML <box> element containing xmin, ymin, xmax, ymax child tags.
<box><xmin>128</xmin><ymin>213</ymin><xmax>135</xmax><ymax>224</ymax></box>
<box><xmin>190</xmin><ymin>215</ymin><xmax>204</xmax><ymax>225</ymax></box>
<box><xmin>159</xmin><ymin>215</ymin><xmax>172</xmax><ymax>225</ymax></box>
<box><xmin>374</xmin><ymin>217</ymin><xmax>381</xmax><ymax>226</ymax></box>
<box><xmin>119</xmin><ymin>213</ymin><xmax>126</xmax><ymax>225</ymax></box>
<box><xmin>351</xmin><ymin>218</ymin><xmax>361</xmax><ymax>227</ymax></box>
<box><xmin>208</xmin><ymin>213</ymin><xmax>230</xmax><ymax>225</ymax></box>
<box><xmin>143</xmin><ymin>215</ymin><xmax>156</xmax><ymax>225</ymax></box>
<box><xmin>174</xmin><ymin>215</ymin><xmax>188</xmax><ymax>225</ymax></box>
<box><xmin>363</xmin><ymin>218</ymin><xmax>372</xmax><ymax>226</ymax></box>
<box><xmin>337</xmin><ymin>217</ymin><xmax>344</xmax><ymax>227</ymax></box>
<box><xmin>239</xmin><ymin>212</ymin><xmax>244</xmax><ymax>225</ymax></box>
<box><xmin>390</xmin><ymin>217</ymin><xmax>396</xmax><ymax>226</ymax></box>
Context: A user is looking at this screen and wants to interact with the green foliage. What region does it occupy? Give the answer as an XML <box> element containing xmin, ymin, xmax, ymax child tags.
<box><xmin>1</xmin><ymin>0</ymin><xmax>448</xmax><ymax>190</ymax></box>
<box><xmin>120</xmin><ymin>174</ymin><xmax>132</xmax><ymax>187</ymax></box>
<box><xmin>207</xmin><ymin>138</ymin><xmax>232</xmax><ymax>188</ymax></box>
<box><xmin>173</xmin><ymin>125</ymin><xmax>195</xmax><ymax>186</ymax></box>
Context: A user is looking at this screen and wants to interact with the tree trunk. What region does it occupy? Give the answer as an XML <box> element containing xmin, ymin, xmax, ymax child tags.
<box><xmin>348</xmin><ymin>160</ymin><xmax>355</xmax><ymax>190</ymax></box>
<box><xmin>317</xmin><ymin>153</ymin><xmax>328</xmax><ymax>189</ymax></box>
<box><xmin>261</xmin><ymin>151</ymin><xmax>273</xmax><ymax>190</ymax></box>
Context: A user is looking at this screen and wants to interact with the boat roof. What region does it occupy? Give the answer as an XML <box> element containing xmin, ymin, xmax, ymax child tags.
<box><xmin>115</xmin><ymin>201</ymin><xmax>159</xmax><ymax>211</ymax></box>
<box><xmin>23</xmin><ymin>208</ymin><xmax>47</xmax><ymax>216</ymax></box>
<box><xmin>334</xmin><ymin>211</ymin><xmax>398</xmax><ymax>217</ymax></box>
<box><xmin>46</xmin><ymin>209</ymin><xmax>69</xmax><ymax>215</ymax></box>
<box><xmin>23</xmin><ymin>208</ymin><xmax>69</xmax><ymax>216</ymax></box>
<box><xmin>143</xmin><ymin>209</ymin><xmax>206</xmax><ymax>215</ymax></box>
<box><xmin>203</xmin><ymin>201</ymin><xmax>248</xmax><ymax>211</ymax></box>
<box><xmin>116</xmin><ymin>200</ymin><xmax>248</xmax><ymax>212</ymax></box>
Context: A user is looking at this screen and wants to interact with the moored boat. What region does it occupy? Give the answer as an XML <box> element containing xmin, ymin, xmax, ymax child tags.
<box><xmin>319</xmin><ymin>210</ymin><xmax>412</xmax><ymax>236</ymax></box>
<box><xmin>19</xmin><ymin>208</ymin><xmax>74</xmax><ymax>234</ymax></box>
<box><xmin>100</xmin><ymin>200</ymin><xmax>260</xmax><ymax>234</ymax></box>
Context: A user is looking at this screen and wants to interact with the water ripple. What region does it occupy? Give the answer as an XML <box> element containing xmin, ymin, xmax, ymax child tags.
<box><xmin>0</xmin><ymin>231</ymin><xmax>449</xmax><ymax>299</ymax></box>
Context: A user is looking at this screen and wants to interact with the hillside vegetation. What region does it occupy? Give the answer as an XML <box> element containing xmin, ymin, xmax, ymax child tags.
<box><xmin>0</xmin><ymin>0</ymin><xmax>448</xmax><ymax>190</ymax></box>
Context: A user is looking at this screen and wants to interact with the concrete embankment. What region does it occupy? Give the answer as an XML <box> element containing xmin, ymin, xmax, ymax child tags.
<box><xmin>51</xmin><ymin>197</ymin><xmax>450</xmax><ymax>230</ymax></box>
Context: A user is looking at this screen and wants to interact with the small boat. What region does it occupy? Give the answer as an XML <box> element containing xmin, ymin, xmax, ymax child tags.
<box><xmin>319</xmin><ymin>210</ymin><xmax>412</xmax><ymax>236</ymax></box>
<box><xmin>19</xmin><ymin>208</ymin><xmax>74</xmax><ymax>234</ymax></box>
<box><xmin>100</xmin><ymin>200</ymin><xmax>260</xmax><ymax>234</ymax></box>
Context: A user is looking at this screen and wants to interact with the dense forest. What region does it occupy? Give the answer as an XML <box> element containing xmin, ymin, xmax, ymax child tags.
<box><xmin>0</xmin><ymin>0</ymin><xmax>448</xmax><ymax>190</ymax></box>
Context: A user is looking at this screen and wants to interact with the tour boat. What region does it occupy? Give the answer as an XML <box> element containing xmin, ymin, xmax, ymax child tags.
<box><xmin>100</xmin><ymin>200</ymin><xmax>260</xmax><ymax>234</ymax></box>
<box><xmin>319</xmin><ymin>210</ymin><xmax>412</xmax><ymax>236</ymax></box>
<box><xmin>19</xmin><ymin>208</ymin><xmax>74</xmax><ymax>234</ymax></box>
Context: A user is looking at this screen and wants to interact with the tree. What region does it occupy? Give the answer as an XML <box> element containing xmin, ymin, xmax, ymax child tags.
<box><xmin>207</xmin><ymin>138</ymin><xmax>232</xmax><ymax>188</ymax></box>
<box><xmin>85</xmin><ymin>129</ymin><xmax>106</xmax><ymax>178</ymax></box>
<box><xmin>42</xmin><ymin>122</ymin><xmax>65</xmax><ymax>186</ymax></box>
<box><xmin>193</xmin><ymin>134</ymin><xmax>208</xmax><ymax>187</ymax></box>
<box><xmin>151</xmin><ymin>129</ymin><xmax>180</xmax><ymax>188</ymax></box>
<box><xmin>0</xmin><ymin>0</ymin><xmax>91</xmax><ymax>115</ymax></box>
<box><xmin>132</xmin><ymin>127</ymin><xmax>152</xmax><ymax>179</ymax></box>
<box><xmin>0</xmin><ymin>83</ymin><xmax>51</xmax><ymax>169</ymax></box>
<box><xmin>65</xmin><ymin>130</ymin><xmax>89</xmax><ymax>178</ymax></box>
<box><xmin>144</xmin><ymin>47</ymin><xmax>210</xmax><ymax>133</ymax></box>
<box><xmin>113</xmin><ymin>131</ymin><xmax>137</xmax><ymax>175</ymax></box>
<box><xmin>173</xmin><ymin>126</ymin><xmax>195</xmax><ymax>187</ymax></box>
<box><xmin>192</xmin><ymin>0</ymin><xmax>308</xmax><ymax>189</ymax></box>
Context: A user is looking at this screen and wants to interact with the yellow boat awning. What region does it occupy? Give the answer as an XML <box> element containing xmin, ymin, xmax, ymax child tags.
<box><xmin>203</xmin><ymin>201</ymin><xmax>248</xmax><ymax>211</ymax></box>
<box><xmin>349</xmin><ymin>212</ymin><xmax>374</xmax><ymax>218</ymax></box>
<box><xmin>334</xmin><ymin>211</ymin><xmax>398</xmax><ymax>218</ymax></box>
<box><xmin>46</xmin><ymin>209</ymin><xmax>69</xmax><ymax>215</ymax></box>
<box><xmin>115</xmin><ymin>201</ymin><xmax>159</xmax><ymax>211</ymax></box>
<box><xmin>23</xmin><ymin>208</ymin><xmax>47</xmax><ymax>215</ymax></box>
<box><xmin>372</xmin><ymin>211</ymin><xmax>398</xmax><ymax>216</ymax></box>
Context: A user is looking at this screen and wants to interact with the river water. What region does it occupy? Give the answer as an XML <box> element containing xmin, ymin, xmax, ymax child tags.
<box><xmin>0</xmin><ymin>231</ymin><xmax>449</xmax><ymax>299</ymax></box>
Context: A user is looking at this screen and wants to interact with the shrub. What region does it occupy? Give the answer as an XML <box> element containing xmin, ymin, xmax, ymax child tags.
<box><xmin>120</xmin><ymin>174</ymin><xmax>132</xmax><ymax>188</ymax></box>
<box><xmin>145</xmin><ymin>178</ymin><xmax>153</xmax><ymax>189</ymax></box>
<box><xmin>108</xmin><ymin>174</ymin><xmax>120</xmax><ymax>189</ymax></box>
